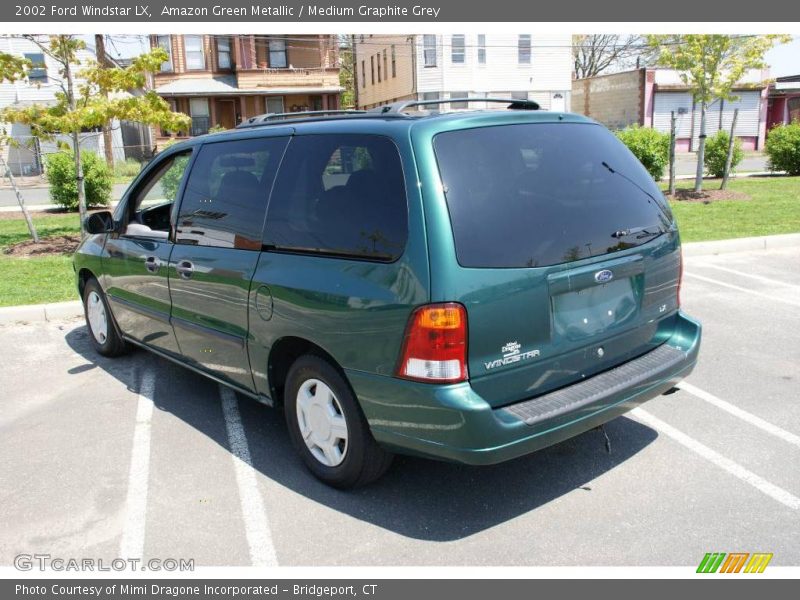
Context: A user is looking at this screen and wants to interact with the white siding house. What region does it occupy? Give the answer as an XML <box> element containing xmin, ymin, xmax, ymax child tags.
<box><xmin>356</xmin><ymin>34</ymin><xmax>573</xmax><ymax>111</ymax></box>
<box><xmin>416</xmin><ymin>34</ymin><xmax>572</xmax><ymax>110</ymax></box>
<box><xmin>0</xmin><ymin>36</ymin><xmax>127</xmax><ymax>175</ymax></box>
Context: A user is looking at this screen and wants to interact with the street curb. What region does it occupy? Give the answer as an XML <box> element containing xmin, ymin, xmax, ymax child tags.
<box><xmin>0</xmin><ymin>300</ymin><xmax>82</xmax><ymax>325</ymax></box>
<box><xmin>682</xmin><ymin>233</ymin><xmax>800</xmax><ymax>257</ymax></box>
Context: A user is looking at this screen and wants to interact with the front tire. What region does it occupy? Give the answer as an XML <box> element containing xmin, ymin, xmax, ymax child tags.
<box><xmin>284</xmin><ymin>355</ymin><xmax>393</xmax><ymax>488</ymax></box>
<box><xmin>82</xmin><ymin>278</ymin><xmax>128</xmax><ymax>357</ymax></box>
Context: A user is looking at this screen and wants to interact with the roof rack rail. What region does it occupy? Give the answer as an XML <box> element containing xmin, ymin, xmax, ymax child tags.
<box><xmin>236</xmin><ymin>109</ymin><xmax>367</xmax><ymax>128</ymax></box>
<box><xmin>371</xmin><ymin>97</ymin><xmax>541</xmax><ymax>114</ymax></box>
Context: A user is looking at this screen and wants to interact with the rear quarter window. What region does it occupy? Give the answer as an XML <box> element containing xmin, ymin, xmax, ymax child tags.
<box><xmin>433</xmin><ymin>122</ymin><xmax>672</xmax><ymax>268</ymax></box>
<box><xmin>264</xmin><ymin>134</ymin><xmax>408</xmax><ymax>261</ymax></box>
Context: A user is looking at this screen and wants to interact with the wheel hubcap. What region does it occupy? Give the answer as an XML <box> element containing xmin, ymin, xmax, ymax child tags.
<box><xmin>86</xmin><ymin>291</ymin><xmax>108</xmax><ymax>345</ymax></box>
<box><xmin>296</xmin><ymin>378</ymin><xmax>349</xmax><ymax>467</ymax></box>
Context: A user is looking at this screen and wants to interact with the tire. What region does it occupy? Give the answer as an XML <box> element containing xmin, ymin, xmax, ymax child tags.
<box><xmin>284</xmin><ymin>355</ymin><xmax>393</xmax><ymax>488</ymax></box>
<box><xmin>82</xmin><ymin>278</ymin><xmax>129</xmax><ymax>357</ymax></box>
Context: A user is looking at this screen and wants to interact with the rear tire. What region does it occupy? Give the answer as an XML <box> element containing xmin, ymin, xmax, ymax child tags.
<box><xmin>82</xmin><ymin>278</ymin><xmax>129</xmax><ymax>357</ymax></box>
<box><xmin>284</xmin><ymin>355</ymin><xmax>393</xmax><ymax>488</ymax></box>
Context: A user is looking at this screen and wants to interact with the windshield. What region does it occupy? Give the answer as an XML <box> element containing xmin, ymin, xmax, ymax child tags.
<box><xmin>433</xmin><ymin>122</ymin><xmax>673</xmax><ymax>268</ymax></box>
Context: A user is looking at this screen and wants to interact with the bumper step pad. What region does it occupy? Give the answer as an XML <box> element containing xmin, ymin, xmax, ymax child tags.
<box><xmin>504</xmin><ymin>344</ymin><xmax>687</xmax><ymax>426</ymax></box>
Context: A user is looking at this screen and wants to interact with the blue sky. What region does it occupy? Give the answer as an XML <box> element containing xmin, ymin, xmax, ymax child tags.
<box><xmin>765</xmin><ymin>36</ymin><xmax>800</xmax><ymax>77</ymax></box>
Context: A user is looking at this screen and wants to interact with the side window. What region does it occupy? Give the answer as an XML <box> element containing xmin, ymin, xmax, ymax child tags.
<box><xmin>176</xmin><ymin>137</ymin><xmax>288</xmax><ymax>250</ymax></box>
<box><xmin>264</xmin><ymin>135</ymin><xmax>408</xmax><ymax>261</ymax></box>
<box><xmin>124</xmin><ymin>150</ymin><xmax>192</xmax><ymax>239</ymax></box>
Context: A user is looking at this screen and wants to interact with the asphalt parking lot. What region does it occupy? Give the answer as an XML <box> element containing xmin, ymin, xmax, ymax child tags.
<box><xmin>1</xmin><ymin>246</ymin><xmax>798</xmax><ymax>567</ymax></box>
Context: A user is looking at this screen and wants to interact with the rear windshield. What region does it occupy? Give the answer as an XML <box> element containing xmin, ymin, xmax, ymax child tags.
<box><xmin>433</xmin><ymin>122</ymin><xmax>673</xmax><ymax>268</ymax></box>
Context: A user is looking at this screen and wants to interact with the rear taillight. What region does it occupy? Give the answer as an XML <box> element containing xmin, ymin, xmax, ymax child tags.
<box><xmin>677</xmin><ymin>247</ymin><xmax>684</xmax><ymax>308</ymax></box>
<box><xmin>396</xmin><ymin>303</ymin><xmax>468</xmax><ymax>383</ymax></box>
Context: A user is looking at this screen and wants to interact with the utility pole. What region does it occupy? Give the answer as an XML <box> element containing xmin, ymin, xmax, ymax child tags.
<box><xmin>669</xmin><ymin>111</ymin><xmax>677</xmax><ymax>196</ymax></box>
<box><xmin>721</xmin><ymin>108</ymin><xmax>739</xmax><ymax>190</ymax></box>
<box><xmin>95</xmin><ymin>34</ymin><xmax>115</xmax><ymax>169</ymax></box>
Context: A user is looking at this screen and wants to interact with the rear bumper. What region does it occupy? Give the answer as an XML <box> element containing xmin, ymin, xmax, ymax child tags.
<box><xmin>349</xmin><ymin>311</ymin><xmax>701</xmax><ymax>465</ymax></box>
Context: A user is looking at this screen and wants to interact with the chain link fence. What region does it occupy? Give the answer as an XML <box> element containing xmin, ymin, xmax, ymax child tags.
<box><xmin>2</xmin><ymin>120</ymin><xmax>156</xmax><ymax>183</ymax></box>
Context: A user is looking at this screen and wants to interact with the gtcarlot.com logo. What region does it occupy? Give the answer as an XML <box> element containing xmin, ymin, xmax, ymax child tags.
<box><xmin>696</xmin><ymin>552</ymin><xmax>773</xmax><ymax>573</ymax></box>
<box><xmin>14</xmin><ymin>553</ymin><xmax>194</xmax><ymax>572</ymax></box>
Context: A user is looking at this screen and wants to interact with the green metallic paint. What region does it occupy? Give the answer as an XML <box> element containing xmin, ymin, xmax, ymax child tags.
<box><xmin>73</xmin><ymin>109</ymin><xmax>702</xmax><ymax>466</ymax></box>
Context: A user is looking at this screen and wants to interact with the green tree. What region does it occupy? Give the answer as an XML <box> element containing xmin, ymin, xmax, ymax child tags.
<box><xmin>1</xmin><ymin>35</ymin><xmax>191</xmax><ymax>233</ymax></box>
<box><xmin>338</xmin><ymin>35</ymin><xmax>355</xmax><ymax>109</ymax></box>
<box><xmin>646</xmin><ymin>34</ymin><xmax>789</xmax><ymax>192</ymax></box>
<box><xmin>0</xmin><ymin>52</ymin><xmax>29</xmax><ymax>82</ymax></box>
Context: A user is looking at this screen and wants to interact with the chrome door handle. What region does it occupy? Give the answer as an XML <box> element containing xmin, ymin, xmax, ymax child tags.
<box><xmin>175</xmin><ymin>260</ymin><xmax>194</xmax><ymax>279</ymax></box>
<box><xmin>144</xmin><ymin>256</ymin><xmax>159</xmax><ymax>273</ymax></box>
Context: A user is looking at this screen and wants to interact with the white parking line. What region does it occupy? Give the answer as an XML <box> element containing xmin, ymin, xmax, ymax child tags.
<box><xmin>683</xmin><ymin>272</ymin><xmax>800</xmax><ymax>308</ymax></box>
<box><xmin>678</xmin><ymin>381</ymin><xmax>800</xmax><ymax>450</ymax></box>
<box><xmin>694</xmin><ymin>263</ymin><xmax>800</xmax><ymax>290</ymax></box>
<box><xmin>219</xmin><ymin>385</ymin><xmax>278</xmax><ymax>567</ymax></box>
<box><xmin>120</xmin><ymin>368</ymin><xmax>156</xmax><ymax>559</ymax></box>
<box><xmin>632</xmin><ymin>408</ymin><xmax>800</xmax><ymax>511</ymax></box>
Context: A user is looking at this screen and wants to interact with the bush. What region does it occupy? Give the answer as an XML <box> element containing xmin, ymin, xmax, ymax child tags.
<box><xmin>615</xmin><ymin>126</ymin><xmax>670</xmax><ymax>180</ymax></box>
<box><xmin>45</xmin><ymin>151</ymin><xmax>112</xmax><ymax>210</ymax></box>
<box><xmin>765</xmin><ymin>122</ymin><xmax>800</xmax><ymax>176</ymax></box>
<box><xmin>113</xmin><ymin>157</ymin><xmax>143</xmax><ymax>180</ymax></box>
<box><xmin>703</xmin><ymin>130</ymin><xmax>744</xmax><ymax>178</ymax></box>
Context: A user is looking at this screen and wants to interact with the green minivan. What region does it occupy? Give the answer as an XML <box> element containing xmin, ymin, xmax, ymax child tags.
<box><xmin>73</xmin><ymin>99</ymin><xmax>701</xmax><ymax>488</ymax></box>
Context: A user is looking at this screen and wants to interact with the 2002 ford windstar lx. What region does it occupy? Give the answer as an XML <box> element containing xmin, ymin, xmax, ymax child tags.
<box><xmin>73</xmin><ymin>98</ymin><xmax>701</xmax><ymax>488</ymax></box>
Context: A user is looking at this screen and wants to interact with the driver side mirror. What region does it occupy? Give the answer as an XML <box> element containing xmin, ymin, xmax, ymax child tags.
<box><xmin>84</xmin><ymin>211</ymin><xmax>115</xmax><ymax>235</ymax></box>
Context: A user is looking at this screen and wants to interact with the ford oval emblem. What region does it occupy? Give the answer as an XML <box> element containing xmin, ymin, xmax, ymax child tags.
<box><xmin>594</xmin><ymin>269</ymin><xmax>614</xmax><ymax>283</ymax></box>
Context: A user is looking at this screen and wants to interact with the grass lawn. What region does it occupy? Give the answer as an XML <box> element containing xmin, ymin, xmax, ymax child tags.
<box><xmin>0</xmin><ymin>213</ymin><xmax>80</xmax><ymax>307</ymax></box>
<box><xmin>0</xmin><ymin>177</ymin><xmax>798</xmax><ymax>307</ymax></box>
<box><xmin>664</xmin><ymin>176</ymin><xmax>800</xmax><ymax>243</ymax></box>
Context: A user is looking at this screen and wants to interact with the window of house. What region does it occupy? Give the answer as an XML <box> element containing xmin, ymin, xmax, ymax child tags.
<box><xmin>266</xmin><ymin>96</ymin><xmax>284</xmax><ymax>114</ymax></box>
<box><xmin>24</xmin><ymin>53</ymin><xmax>47</xmax><ymax>80</ymax></box>
<box><xmin>788</xmin><ymin>97</ymin><xmax>800</xmax><ymax>124</ymax></box>
<box><xmin>377</xmin><ymin>53</ymin><xmax>381</xmax><ymax>82</ymax></box>
<box><xmin>264</xmin><ymin>135</ymin><xmax>408</xmax><ymax>261</ymax></box>
<box><xmin>185</xmin><ymin>35</ymin><xmax>205</xmax><ymax>70</ymax></box>
<box><xmin>422</xmin><ymin>92</ymin><xmax>440</xmax><ymax>101</ymax></box>
<box><xmin>189</xmin><ymin>98</ymin><xmax>210</xmax><ymax>136</ymax></box>
<box><xmin>450</xmin><ymin>93</ymin><xmax>469</xmax><ymax>109</ymax></box>
<box><xmin>217</xmin><ymin>37</ymin><xmax>232</xmax><ymax>69</ymax></box>
<box><xmin>391</xmin><ymin>45</ymin><xmax>396</xmax><ymax>77</ymax></box>
<box><xmin>451</xmin><ymin>35</ymin><xmax>465</xmax><ymax>64</ymax></box>
<box><xmin>176</xmin><ymin>137</ymin><xmax>290</xmax><ymax>250</ymax></box>
<box><xmin>518</xmin><ymin>34</ymin><xmax>532</xmax><ymax>65</ymax></box>
<box><xmin>511</xmin><ymin>91</ymin><xmax>529</xmax><ymax>101</ymax></box>
<box><xmin>361</xmin><ymin>60</ymin><xmax>366</xmax><ymax>88</ymax></box>
<box><xmin>477</xmin><ymin>35</ymin><xmax>486</xmax><ymax>64</ymax></box>
<box><xmin>423</xmin><ymin>35</ymin><xmax>437</xmax><ymax>67</ymax></box>
<box><xmin>269</xmin><ymin>37</ymin><xmax>287</xmax><ymax>68</ymax></box>
<box><xmin>371</xmin><ymin>55</ymin><xmax>375</xmax><ymax>85</ymax></box>
<box><xmin>155</xmin><ymin>36</ymin><xmax>172</xmax><ymax>72</ymax></box>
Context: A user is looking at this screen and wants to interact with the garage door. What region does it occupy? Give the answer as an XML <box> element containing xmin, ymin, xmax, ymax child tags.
<box><xmin>653</xmin><ymin>92</ymin><xmax>693</xmax><ymax>138</ymax></box>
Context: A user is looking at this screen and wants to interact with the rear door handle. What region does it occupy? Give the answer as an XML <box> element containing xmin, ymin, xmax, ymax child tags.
<box><xmin>144</xmin><ymin>256</ymin><xmax>160</xmax><ymax>273</ymax></box>
<box><xmin>175</xmin><ymin>260</ymin><xmax>194</xmax><ymax>279</ymax></box>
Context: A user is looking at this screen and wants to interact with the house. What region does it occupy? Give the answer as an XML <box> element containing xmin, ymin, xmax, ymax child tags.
<box><xmin>572</xmin><ymin>67</ymin><xmax>770</xmax><ymax>151</ymax></box>
<box><xmin>353</xmin><ymin>34</ymin><xmax>572</xmax><ymax>112</ymax></box>
<box><xmin>150</xmin><ymin>34</ymin><xmax>341</xmax><ymax>142</ymax></box>
<box><xmin>0</xmin><ymin>35</ymin><xmax>137</xmax><ymax>176</ymax></box>
<box><xmin>767</xmin><ymin>74</ymin><xmax>800</xmax><ymax>132</ymax></box>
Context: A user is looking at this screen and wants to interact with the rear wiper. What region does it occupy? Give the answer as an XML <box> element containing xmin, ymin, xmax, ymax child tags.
<box><xmin>601</xmin><ymin>161</ymin><xmax>672</xmax><ymax>221</ymax></box>
<box><xmin>611</xmin><ymin>226</ymin><xmax>664</xmax><ymax>239</ymax></box>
